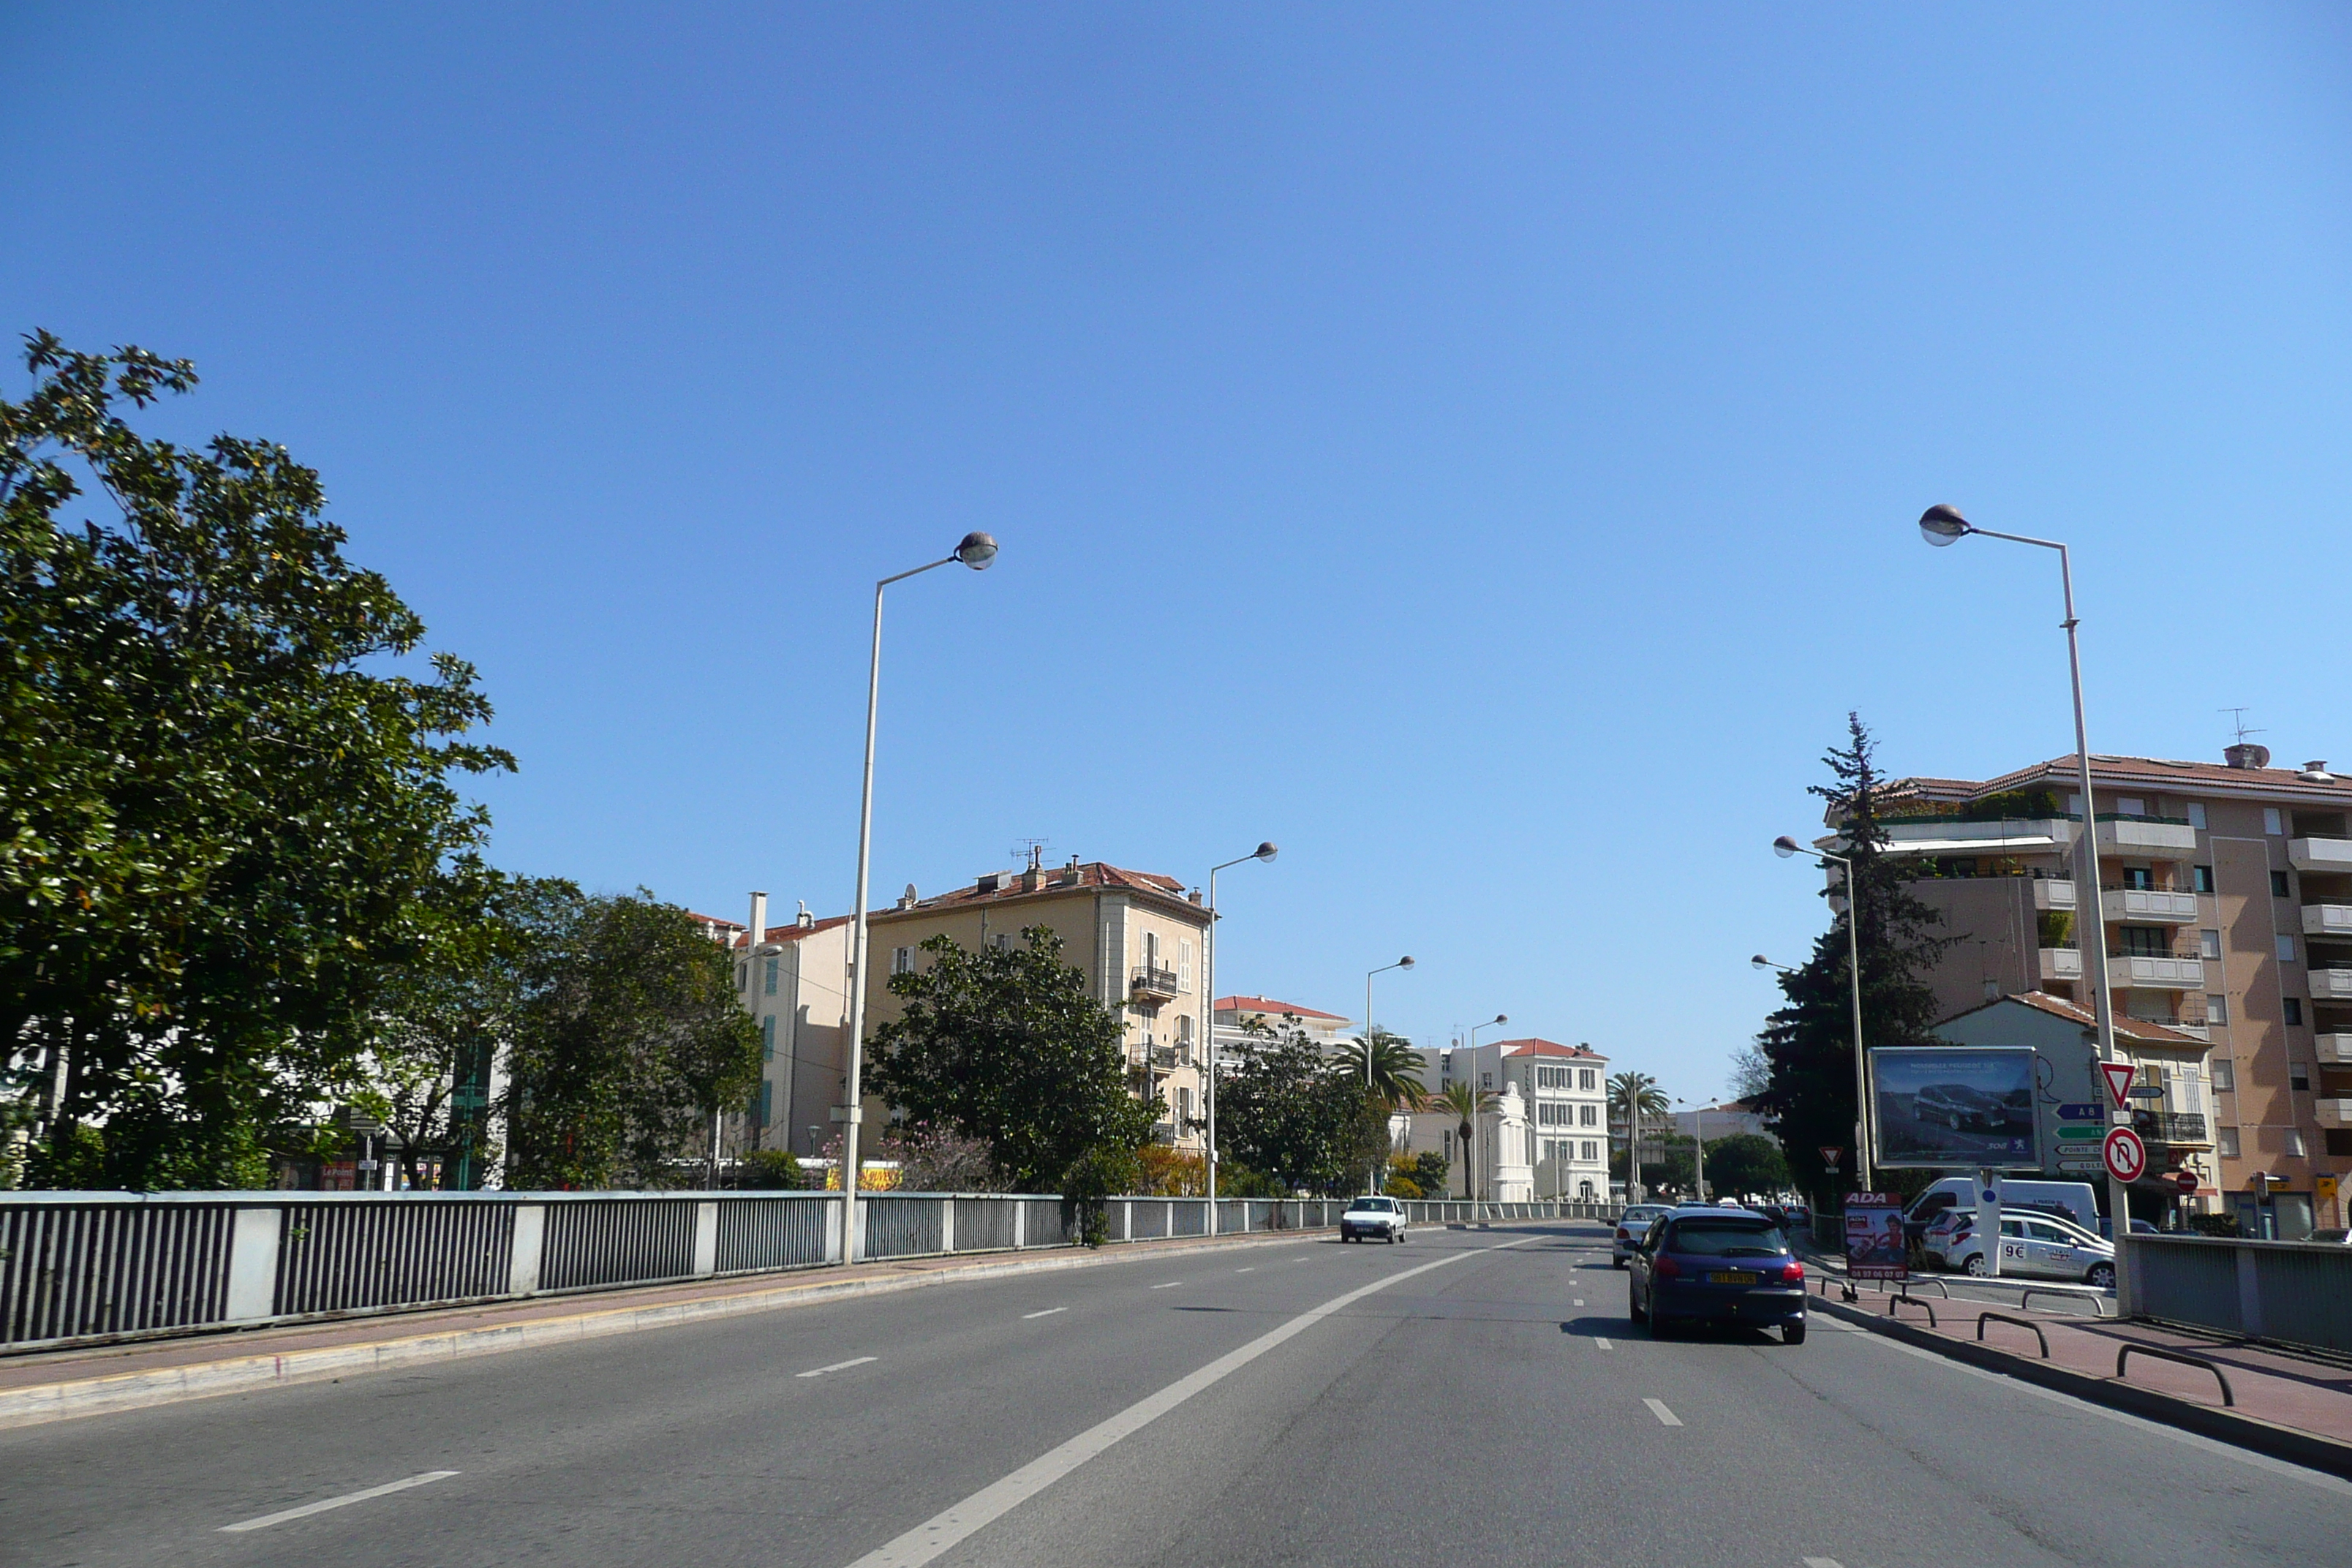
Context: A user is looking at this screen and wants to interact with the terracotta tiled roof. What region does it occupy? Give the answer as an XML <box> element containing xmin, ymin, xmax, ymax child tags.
<box><xmin>877</xmin><ymin>861</ymin><xmax>1199</xmax><ymax>917</ymax></box>
<box><xmin>1887</xmin><ymin>753</ymin><xmax>2352</xmax><ymax>807</ymax></box>
<box><xmin>1215</xmin><ymin>996</ymin><xmax>1348</xmax><ymax>1022</ymax></box>
<box><xmin>733</xmin><ymin>915</ymin><xmax>853</xmax><ymax>950</ymax></box>
<box><xmin>1497</xmin><ymin>1039</ymin><xmax>1606</xmax><ymax>1058</ymax></box>
<box><xmin>1995</xmin><ymin>990</ymin><xmax>2209</xmax><ymax>1048</ymax></box>
<box><xmin>688</xmin><ymin>912</ymin><xmax>747</xmax><ymax>932</ymax></box>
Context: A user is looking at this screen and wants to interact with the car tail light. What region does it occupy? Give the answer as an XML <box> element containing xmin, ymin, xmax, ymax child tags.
<box><xmin>1616</xmin><ymin>1228</ymin><xmax>1629</xmax><ymax>1240</ymax></box>
<box><xmin>1652</xmin><ymin>1255</ymin><xmax>1681</xmax><ymax>1279</ymax></box>
<box><xmin>1780</xmin><ymin>1259</ymin><xmax>1803</xmax><ymax>1284</ymax></box>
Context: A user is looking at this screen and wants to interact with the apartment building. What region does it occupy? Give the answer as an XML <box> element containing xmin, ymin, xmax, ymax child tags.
<box><xmin>858</xmin><ymin>856</ymin><xmax>1213</xmax><ymax>1150</ymax></box>
<box><xmin>1860</xmin><ymin>745</ymin><xmax>2352</xmax><ymax>1237</ymax></box>
<box><xmin>731</xmin><ymin>903</ymin><xmax>854</xmax><ymax>1159</ymax></box>
<box><xmin>1396</xmin><ymin>1038</ymin><xmax>1608</xmax><ymax>1202</ymax></box>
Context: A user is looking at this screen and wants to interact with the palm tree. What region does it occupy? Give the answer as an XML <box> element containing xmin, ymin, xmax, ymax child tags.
<box><xmin>1609</xmin><ymin>1071</ymin><xmax>1669</xmax><ymax>1199</ymax></box>
<box><xmin>1434</xmin><ymin>1081</ymin><xmax>1498</xmax><ymax>1200</ymax></box>
<box><xmin>1338</xmin><ymin>1028</ymin><xmax>1427</xmax><ymax>1110</ymax></box>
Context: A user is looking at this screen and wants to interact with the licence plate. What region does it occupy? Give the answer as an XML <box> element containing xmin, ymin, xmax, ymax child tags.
<box><xmin>1711</xmin><ymin>1270</ymin><xmax>1760</xmax><ymax>1286</ymax></box>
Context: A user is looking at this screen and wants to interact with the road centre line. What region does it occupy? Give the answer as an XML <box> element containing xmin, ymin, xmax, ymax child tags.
<box><xmin>1150</xmin><ymin>1281</ymin><xmax>1183</xmax><ymax>1289</ymax></box>
<box><xmin>1235</xmin><ymin>1267</ymin><xmax>1254</xmax><ymax>1273</ymax></box>
<box><xmin>1594</xmin><ymin>1338</ymin><xmax>1612</xmax><ymax>1349</ymax></box>
<box><xmin>1021</xmin><ymin>1308</ymin><xmax>1066</xmax><ymax>1319</ymax></box>
<box><xmin>219</xmin><ymin>1471</ymin><xmax>458</xmax><ymax>1533</ymax></box>
<box><xmin>1644</xmin><ymin>1398</ymin><xmax>1683</xmax><ymax>1427</ymax></box>
<box><xmin>843</xmin><ymin>1235</ymin><xmax>1537</xmax><ymax>1568</ymax></box>
<box><xmin>798</xmin><ymin>1357</ymin><xmax>878</xmax><ymax>1379</ymax></box>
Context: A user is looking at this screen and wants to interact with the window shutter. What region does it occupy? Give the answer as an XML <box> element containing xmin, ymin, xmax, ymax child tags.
<box><xmin>1179</xmin><ymin>937</ymin><xmax>1194</xmax><ymax>994</ymax></box>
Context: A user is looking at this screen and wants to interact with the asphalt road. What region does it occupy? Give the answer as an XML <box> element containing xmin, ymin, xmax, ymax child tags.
<box><xmin>4</xmin><ymin>1221</ymin><xmax>2344</xmax><ymax>1568</ymax></box>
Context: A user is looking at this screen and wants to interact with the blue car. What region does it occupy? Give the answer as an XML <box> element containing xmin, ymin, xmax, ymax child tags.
<box><xmin>1627</xmin><ymin>1210</ymin><xmax>1807</xmax><ymax>1343</ymax></box>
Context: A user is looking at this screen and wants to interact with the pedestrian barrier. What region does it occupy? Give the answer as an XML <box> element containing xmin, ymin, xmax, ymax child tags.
<box><xmin>1974</xmin><ymin>1311</ymin><xmax>2051</xmax><ymax>1359</ymax></box>
<box><xmin>3</xmin><ymin>1188</ymin><xmax>1480</xmax><ymax>1354</ymax></box>
<box><xmin>2129</xmin><ymin>1234</ymin><xmax>2352</xmax><ymax>1354</ymax></box>
<box><xmin>1887</xmin><ymin>1293</ymin><xmax>1938</xmax><ymax>1326</ymax></box>
<box><xmin>2019</xmin><ymin>1285</ymin><xmax>2108</xmax><ymax>1319</ymax></box>
<box><xmin>1401</xmin><ymin>1200</ymin><xmax>1614</xmax><ymax>1225</ymax></box>
<box><xmin>2115</xmin><ymin>1342</ymin><xmax>2234</xmax><ymax>1406</ymax></box>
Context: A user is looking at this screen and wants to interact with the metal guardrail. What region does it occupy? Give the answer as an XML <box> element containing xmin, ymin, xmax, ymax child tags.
<box><xmin>1400</xmin><ymin>1200</ymin><xmax>1616</xmax><ymax>1224</ymax></box>
<box><xmin>2129</xmin><ymin>1233</ymin><xmax>2352</xmax><ymax>1354</ymax></box>
<box><xmin>3</xmin><ymin>1189</ymin><xmax>1482</xmax><ymax>1354</ymax></box>
<box><xmin>1888</xmin><ymin>1294</ymin><xmax>1938</xmax><ymax>1326</ymax></box>
<box><xmin>1975</xmin><ymin>1311</ymin><xmax>2051</xmax><ymax>1358</ymax></box>
<box><xmin>2117</xmin><ymin>1342</ymin><xmax>2234</xmax><ymax>1406</ymax></box>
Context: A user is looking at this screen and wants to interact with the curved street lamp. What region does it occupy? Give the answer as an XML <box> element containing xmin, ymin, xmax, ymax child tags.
<box><xmin>1203</xmin><ymin>841</ymin><xmax>1278</xmax><ymax>1230</ymax></box>
<box><xmin>1467</xmin><ymin>1013</ymin><xmax>1508</xmax><ymax>1219</ymax></box>
<box><xmin>1362</xmin><ymin>956</ymin><xmax>1415</xmax><ymax>1193</ymax></box>
<box><xmin>838</xmin><ymin>532</ymin><xmax>998</xmax><ymax>1264</ymax></box>
<box><xmin>1915</xmin><ymin>503</ymin><xmax>2133</xmax><ymax>1309</ymax></box>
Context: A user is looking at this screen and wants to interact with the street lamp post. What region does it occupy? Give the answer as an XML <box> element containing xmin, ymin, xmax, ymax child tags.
<box><xmin>1918</xmin><ymin>503</ymin><xmax>2135</xmax><ymax>1311</ymax></box>
<box><xmin>1773</xmin><ymin>837</ymin><xmax>1874</xmax><ymax>1194</ymax></box>
<box><xmin>1203</xmin><ymin>843</ymin><xmax>1278</xmax><ymax>1234</ymax></box>
<box><xmin>1679</xmin><ymin>1098</ymin><xmax>1708</xmax><ymax>1202</ymax></box>
<box><xmin>1364</xmin><ymin>957</ymin><xmax>1414</xmax><ymax>1194</ymax></box>
<box><xmin>837</xmin><ymin>531</ymin><xmax>998</xmax><ymax>1266</ymax></box>
<box><xmin>1469</xmin><ymin>1013</ymin><xmax>1507</xmax><ymax>1222</ymax></box>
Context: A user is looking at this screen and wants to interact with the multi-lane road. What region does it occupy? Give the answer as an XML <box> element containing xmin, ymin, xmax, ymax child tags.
<box><xmin>4</xmin><ymin>1221</ymin><xmax>2343</xmax><ymax>1567</ymax></box>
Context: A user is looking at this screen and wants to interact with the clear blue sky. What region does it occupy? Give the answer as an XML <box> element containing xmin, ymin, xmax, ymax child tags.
<box><xmin>9</xmin><ymin>5</ymin><xmax>2351</xmax><ymax>1099</ymax></box>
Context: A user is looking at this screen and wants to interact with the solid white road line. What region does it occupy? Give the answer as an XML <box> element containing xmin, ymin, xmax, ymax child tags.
<box><xmin>1150</xmin><ymin>1281</ymin><xmax>1183</xmax><ymax>1289</ymax></box>
<box><xmin>1644</xmin><ymin>1398</ymin><xmax>1682</xmax><ymax>1427</ymax></box>
<box><xmin>1022</xmin><ymin>1308</ymin><xmax>1067</xmax><ymax>1320</ymax></box>
<box><xmin>1594</xmin><ymin>1337</ymin><xmax>1613</xmax><ymax>1349</ymax></box>
<box><xmin>1235</xmin><ymin>1267</ymin><xmax>1254</xmax><ymax>1273</ymax></box>
<box><xmin>843</xmin><ymin>1236</ymin><xmax>1535</xmax><ymax>1568</ymax></box>
<box><xmin>797</xmin><ymin>1356</ymin><xmax>879</xmax><ymax>1379</ymax></box>
<box><xmin>219</xmin><ymin>1471</ymin><xmax>459</xmax><ymax>1533</ymax></box>
<box><xmin>1573</xmin><ymin>1298</ymin><xmax>1586</xmax><ymax>1307</ymax></box>
<box><xmin>1803</xmin><ymin>1558</ymin><xmax>1844</xmax><ymax>1567</ymax></box>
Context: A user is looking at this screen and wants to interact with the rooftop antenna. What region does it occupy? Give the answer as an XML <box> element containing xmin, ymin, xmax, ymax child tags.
<box><xmin>2223</xmin><ymin>708</ymin><xmax>2265</xmax><ymax>745</ymax></box>
<box><xmin>1011</xmin><ymin>837</ymin><xmax>1049</xmax><ymax>871</ymax></box>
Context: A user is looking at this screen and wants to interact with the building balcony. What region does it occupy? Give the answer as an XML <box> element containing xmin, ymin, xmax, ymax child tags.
<box><xmin>2316</xmin><ymin>1033</ymin><xmax>2352</xmax><ymax>1066</ymax></box>
<box><xmin>2310</xmin><ymin>968</ymin><xmax>2352</xmax><ymax>1003</ymax></box>
<box><xmin>2095</xmin><ymin>818</ymin><xmax>2199</xmax><ymax>856</ymax></box>
<box><xmin>2315</xmin><ymin>1099</ymin><xmax>2352</xmax><ymax>1132</ymax></box>
<box><xmin>1881</xmin><ymin>818</ymin><xmax>2074</xmax><ymax>857</ymax></box>
<box><xmin>1130</xmin><ymin>964</ymin><xmax>1180</xmax><ymax>1000</ymax></box>
<box><xmin>2133</xmin><ymin>1109</ymin><xmax>2211</xmax><ymax>1147</ymax></box>
<box><xmin>2290</xmin><ymin>838</ymin><xmax>2352</xmax><ymax>875</ymax></box>
<box><xmin>2106</xmin><ymin>887</ymin><xmax>2201</xmax><ymax>924</ymax></box>
<box><xmin>2108</xmin><ymin>951</ymin><xmax>2206</xmax><ymax>990</ymax></box>
<box><xmin>2302</xmin><ymin>904</ymin><xmax>2352</xmax><ymax>939</ymax></box>
<box><xmin>2033</xmin><ymin>879</ymin><xmax>2077</xmax><ymax>911</ymax></box>
<box><xmin>2038</xmin><ymin>947</ymin><xmax>2083</xmax><ymax>982</ymax></box>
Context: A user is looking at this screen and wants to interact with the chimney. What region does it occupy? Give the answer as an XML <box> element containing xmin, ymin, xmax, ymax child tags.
<box><xmin>796</xmin><ymin>901</ymin><xmax>815</xmax><ymax>929</ymax></box>
<box><xmin>1020</xmin><ymin>864</ymin><xmax>1044</xmax><ymax>892</ymax></box>
<box><xmin>747</xmin><ymin>891</ymin><xmax>768</xmax><ymax>947</ymax></box>
<box><xmin>2299</xmin><ymin>761</ymin><xmax>2334</xmax><ymax>783</ymax></box>
<box><xmin>2224</xmin><ymin>742</ymin><xmax>2271</xmax><ymax>769</ymax></box>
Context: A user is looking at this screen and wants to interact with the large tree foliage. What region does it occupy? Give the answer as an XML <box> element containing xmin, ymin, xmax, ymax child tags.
<box><xmin>1337</xmin><ymin>1026</ymin><xmax>1427</xmax><ymax>1110</ymax></box>
<box><xmin>3</xmin><ymin>333</ymin><xmax>511</xmax><ymax>1188</ymax></box>
<box><xmin>1431</xmin><ymin>1082</ymin><xmax>1495</xmax><ymax>1199</ymax></box>
<box><xmin>1752</xmin><ymin>714</ymin><xmax>1951</xmax><ymax>1205</ymax></box>
<box><xmin>1216</xmin><ymin>1016</ymin><xmax>1385</xmax><ymax>1196</ymax></box>
<box><xmin>500</xmin><ymin>890</ymin><xmax>760</xmax><ymax>1190</ymax></box>
<box><xmin>868</xmin><ymin>927</ymin><xmax>1156</xmax><ymax>1190</ymax></box>
<box><xmin>1703</xmin><ymin>1132</ymin><xmax>1791</xmax><ymax>1198</ymax></box>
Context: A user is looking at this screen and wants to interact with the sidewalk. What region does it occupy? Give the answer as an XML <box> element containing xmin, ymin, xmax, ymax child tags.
<box><xmin>0</xmin><ymin>1224</ymin><xmax>1331</xmax><ymax>1431</ymax></box>
<box><xmin>1802</xmin><ymin>1251</ymin><xmax>2352</xmax><ymax>1479</ymax></box>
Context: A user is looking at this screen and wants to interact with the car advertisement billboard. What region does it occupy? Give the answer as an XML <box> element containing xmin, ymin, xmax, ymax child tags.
<box><xmin>1869</xmin><ymin>1046</ymin><xmax>2039</xmax><ymax>1169</ymax></box>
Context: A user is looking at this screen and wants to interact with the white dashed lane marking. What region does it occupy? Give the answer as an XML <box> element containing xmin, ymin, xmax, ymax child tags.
<box><xmin>797</xmin><ymin>1357</ymin><xmax>878</xmax><ymax>1379</ymax></box>
<box><xmin>1644</xmin><ymin>1398</ymin><xmax>1683</xmax><ymax>1427</ymax></box>
<box><xmin>1235</xmin><ymin>1267</ymin><xmax>1254</xmax><ymax>1273</ymax></box>
<box><xmin>1022</xmin><ymin>1308</ymin><xmax>1067</xmax><ymax>1319</ymax></box>
<box><xmin>1150</xmin><ymin>1281</ymin><xmax>1183</xmax><ymax>1289</ymax></box>
<box><xmin>1594</xmin><ymin>1337</ymin><xmax>1613</xmax><ymax>1350</ymax></box>
<box><xmin>219</xmin><ymin>1471</ymin><xmax>459</xmax><ymax>1533</ymax></box>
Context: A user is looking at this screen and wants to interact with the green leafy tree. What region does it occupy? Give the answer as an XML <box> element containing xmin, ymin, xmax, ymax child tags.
<box><xmin>1216</xmin><ymin>1016</ymin><xmax>1376</xmax><ymax>1195</ymax></box>
<box><xmin>3</xmin><ymin>333</ymin><xmax>512</xmax><ymax>1189</ymax></box>
<box><xmin>1392</xmin><ymin>1149</ymin><xmax>1448</xmax><ymax>1199</ymax></box>
<box><xmin>1336</xmin><ymin>1027</ymin><xmax>1427</xmax><ymax>1110</ymax></box>
<box><xmin>1752</xmin><ymin>715</ymin><xmax>1953</xmax><ymax>1205</ymax></box>
<box><xmin>1703</xmin><ymin>1132</ymin><xmax>1791</xmax><ymax>1198</ymax></box>
<box><xmin>1608</xmin><ymin>1071</ymin><xmax>1670</xmax><ymax>1197</ymax></box>
<box><xmin>867</xmin><ymin>927</ymin><xmax>1156</xmax><ymax>1191</ymax></box>
<box><xmin>501</xmin><ymin>890</ymin><xmax>761</xmax><ymax>1189</ymax></box>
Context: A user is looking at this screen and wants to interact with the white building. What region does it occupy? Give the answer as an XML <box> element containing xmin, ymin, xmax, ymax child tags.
<box><xmin>1396</xmin><ymin>1037</ymin><xmax>1607</xmax><ymax>1202</ymax></box>
<box><xmin>1668</xmin><ymin>1098</ymin><xmax>1773</xmax><ymax>1145</ymax></box>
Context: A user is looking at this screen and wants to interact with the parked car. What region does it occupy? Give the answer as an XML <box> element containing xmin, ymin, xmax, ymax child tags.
<box><xmin>1339</xmin><ymin>1195</ymin><xmax>1409</xmax><ymax>1243</ymax></box>
<box><xmin>1612</xmin><ymin>1204</ymin><xmax>1672</xmax><ymax>1267</ymax></box>
<box><xmin>1931</xmin><ymin>1208</ymin><xmax>2115</xmax><ymax>1288</ymax></box>
<box><xmin>1912</xmin><ymin>1083</ymin><xmax>2008</xmax><ymax>1131</ymax></box>
<box><xmin>1627</xmin><ymin>1210</ymin><xmax>1806</xmax><ymax>1343</ymax></box>
<box><xmin>1904</xmin><ymin>1177</ymin><xmax>2100</xmax><ymax>1244</ymax></box>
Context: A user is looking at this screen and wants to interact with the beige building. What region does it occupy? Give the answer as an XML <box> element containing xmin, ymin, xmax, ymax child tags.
<box><xmin>1862</xmin><ymin>745</ymin><xmax>2352</xmax><ymax>1236</ymax></box>
<box><xmin>858</xmin><ymin>856</ymin><xmax>1213</xmax><ymax>1150</ymax></box>
<box><xmin>731</xmin><ymin>905</ymin><xmax>855</xmax><ymax>1159</ymax></box>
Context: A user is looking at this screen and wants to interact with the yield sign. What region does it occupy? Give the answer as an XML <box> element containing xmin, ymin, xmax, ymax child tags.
<box><xmin>2103</xmin><ymin>1126</ymin><xmax>2147</xmax><ymax>1183</ymax></box>
<box><xmin>2100</xmin><ymin>1062</ymin><xmax>2138</xmax><ymax>1112</ymax></box>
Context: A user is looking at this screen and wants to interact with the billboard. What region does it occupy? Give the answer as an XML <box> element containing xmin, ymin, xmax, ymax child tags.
<box><xmin>1869</xmin><ymin>1046</ymin><xmax>2039</xmax><ymax>1169</ymax></box>
<box><xmin>1844</xmin><ymin>1193</ymin><xmax>1907</xmax><ymax>1281</ymax></box>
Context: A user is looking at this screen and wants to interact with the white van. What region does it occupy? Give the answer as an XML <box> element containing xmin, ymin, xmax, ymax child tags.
<box><xmin>1903</xmin><ymin>1177</ymin><xmax>2100</xmax><ymax>1244</ymax></box>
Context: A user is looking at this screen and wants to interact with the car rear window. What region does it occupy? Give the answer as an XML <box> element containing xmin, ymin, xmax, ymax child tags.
<box><xmin>1665</xmin><ymin>1220</ymin><xmax>1787</xmax><ymax>1257</ymax></box>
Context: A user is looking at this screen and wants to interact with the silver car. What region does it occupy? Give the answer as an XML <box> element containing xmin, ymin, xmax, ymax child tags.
<box><xmin>1611</xmin><ymin>1204</ymin><xmax>1672</xmax><ymax>1267</ymax></box>
<box><xmin>1936</xmin><ymin>1208</ymin><xmax>2116</xmax><ymax>1289</ymax></box>
<box><xmin>1340</xmin><ymin>1195</ymin><xmax>1409</xmax><ymax>1243</ymax></box>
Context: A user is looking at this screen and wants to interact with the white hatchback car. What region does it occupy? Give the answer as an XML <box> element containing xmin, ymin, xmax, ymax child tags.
<box><xmin>1932</xmin><ymin>1207</ymin><xmax>2116</xmax><ymax>1289</ymax></box>
<box><xmin>1340</xmin><ymin>1195</ymin><xmax>1409</xmax><ymax>1243</ymax></box>
<box><xmin>1611</xmin><ymin>1204</ymin><xmax>1673</xmax><ymax>1267</ymax></box>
